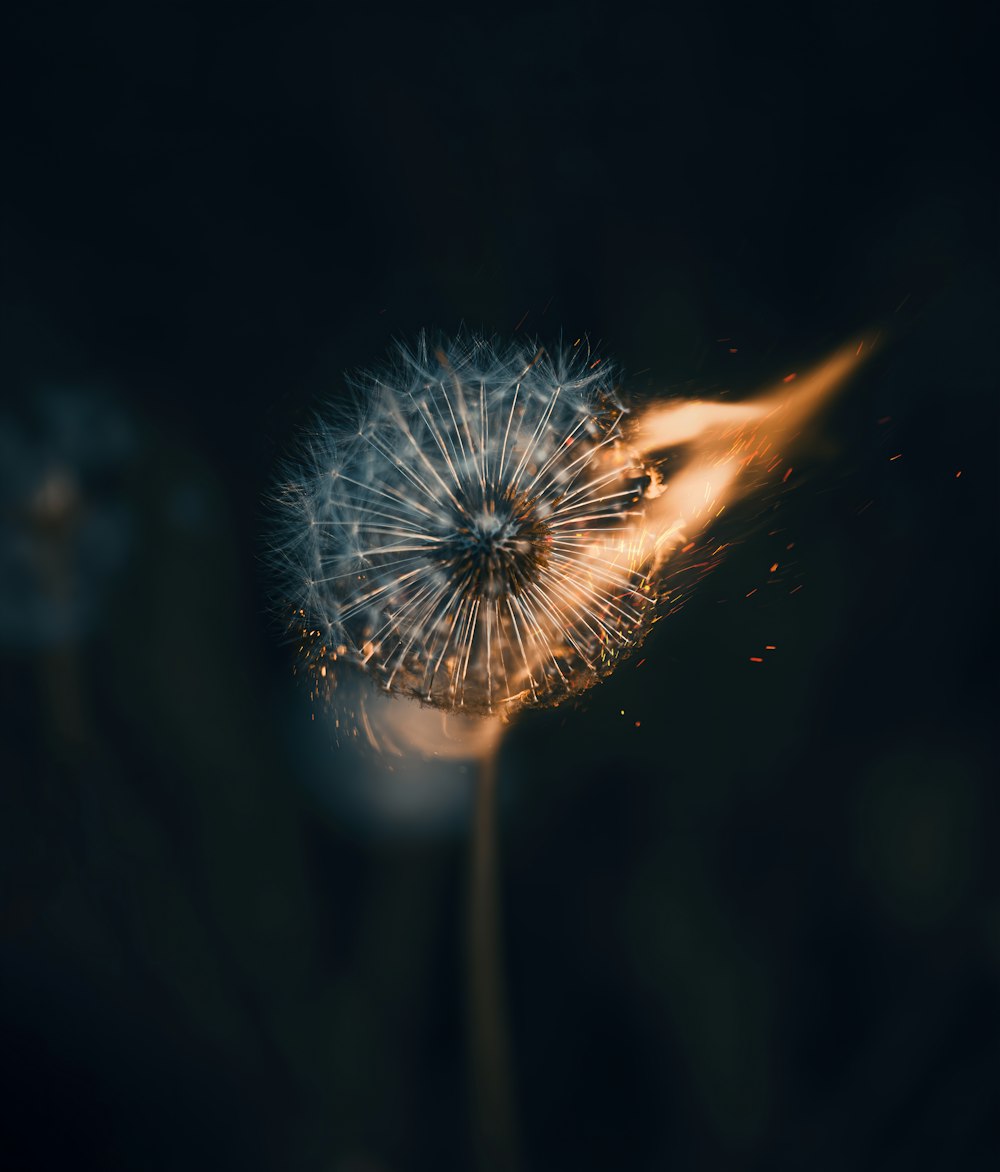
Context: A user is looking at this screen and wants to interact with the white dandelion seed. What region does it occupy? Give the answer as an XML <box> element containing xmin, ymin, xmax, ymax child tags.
<box><xmin>271</xmin><ymin>333</ymin><xmax>656</xmax><ymax>717</ymax></box>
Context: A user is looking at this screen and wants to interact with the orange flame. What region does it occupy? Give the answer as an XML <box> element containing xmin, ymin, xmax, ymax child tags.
<box><xmin>626</xmin><ymin>341</ymin><xmax>867</xmax><ymax>570</ymax></box>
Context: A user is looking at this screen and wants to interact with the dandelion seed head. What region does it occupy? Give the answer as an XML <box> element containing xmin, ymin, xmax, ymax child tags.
<box><xmin>272</xmin><ymin>334</ymin><xmax>656</xmax><ymax>717</ymax></box>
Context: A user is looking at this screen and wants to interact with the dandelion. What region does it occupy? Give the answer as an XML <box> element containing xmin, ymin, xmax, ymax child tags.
<box><xmin>0</xmin><ymin>386</ymin><xmax>135</xmax><ymax>650</ymax></box>
<box><xmin>270</xmin><ymin>331</ymin><xmax>868</xmax><ymax>1172</ymax></box>
<box><xmin>0</xmin><ymin>387</ymin><xmax>136</xmax><ymax>751</ymax></box>
<box><xmin>270</xmin><ymin>333</ymin><xmax>662</xmax><ymax>1172</ymax></box>
<box><xmin>273</xmin><ymin>333</ymin><xmax>656</xmax><ymax>717</ymax></box>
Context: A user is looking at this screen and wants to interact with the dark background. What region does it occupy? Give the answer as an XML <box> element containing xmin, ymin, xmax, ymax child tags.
<box><xmin>2</xmin><ymin>3</ymin><xmax>998</xmax><ymax>1169</ymax></box>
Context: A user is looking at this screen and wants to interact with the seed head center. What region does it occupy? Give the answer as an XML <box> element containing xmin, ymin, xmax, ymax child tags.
<box><xmin>437</xmin><ymin>497</ymin><xmax>549</xmax><ymax>600</ymax></box>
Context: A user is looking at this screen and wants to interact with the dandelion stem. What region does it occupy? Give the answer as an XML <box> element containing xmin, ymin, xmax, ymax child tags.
<box><xmin>468</xmin><ymin>747</ymin><xmax>519</xmax><ymax>1172</ymax></box>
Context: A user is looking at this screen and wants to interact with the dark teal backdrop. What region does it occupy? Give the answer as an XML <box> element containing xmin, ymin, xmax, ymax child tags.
<box><xmin>2</xmin><ymin>3</ymin><xmax>997</xmax><ymax>1170</ymax></box>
